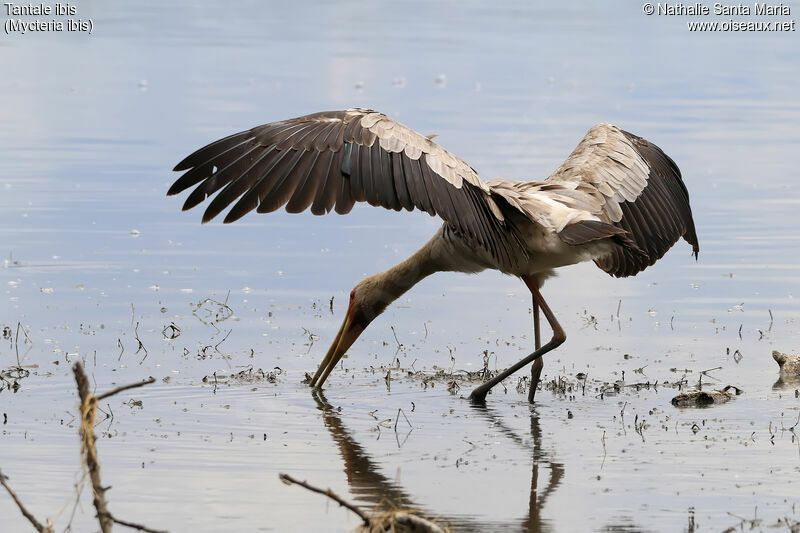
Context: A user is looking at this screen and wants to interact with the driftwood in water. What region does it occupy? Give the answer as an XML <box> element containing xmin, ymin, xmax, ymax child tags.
<box><xmin>672</xmin><ymin>385</ymin><xmax>742</xmax><ymax>408</ymax></box>
<box><xmin>773</xmin><ymin>350</ymin><xmax>800</xmax><ymax>375</ymax></box>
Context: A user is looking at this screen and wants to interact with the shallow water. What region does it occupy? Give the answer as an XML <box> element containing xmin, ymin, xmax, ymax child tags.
<box><xmin>2</xmin><ymin>1</ymin><xmax>800</xmax><ymax>531</ymax></box>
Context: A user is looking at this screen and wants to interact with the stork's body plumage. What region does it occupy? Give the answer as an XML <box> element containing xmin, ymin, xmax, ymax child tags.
<box><xmin>169</xmin><ymin>108</ymin><xmax>699</xmax><ymax>402</ymax></box>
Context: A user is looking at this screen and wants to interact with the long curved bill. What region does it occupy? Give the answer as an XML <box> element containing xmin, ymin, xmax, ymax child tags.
<box><xmin>309</xmin><ymin>305</ymin><xmax>366</xmax><ymax>388</ymax></box>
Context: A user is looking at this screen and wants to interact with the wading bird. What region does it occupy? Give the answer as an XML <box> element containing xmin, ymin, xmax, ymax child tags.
<box><xmin>169</xmin><ymin>109</ymin><xmax>698</xmax><ymax>402</ymax></box>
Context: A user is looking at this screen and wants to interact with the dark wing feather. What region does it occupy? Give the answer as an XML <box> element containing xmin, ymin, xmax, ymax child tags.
<box><xmin>203</xmin><ymin>148</ymin><xmax>285</xmax><ymax>222</ymax></box>
<box><xmin>391</xmin><ymin>152</ymin><xmax>414</xmax><ymax>211</ymax></box>
<box><xmin>546</xmin><ymin>123</ymin><xmax>699</xmax><ymax>278</ymax></box>
<box><xmin>283</xmin><ymin>150</ymin><xmax>322</xmax><ymax>215</ymax></box>
<box><xmin>172</xmin><ymin>130</ymin><xmax>254</xmax><ymax>173</ymax></box>
<box><xmin>310</xmin><ymin>149</ymin><xmax>339</xmax><ymax>215</ymax></box>
<box><xmin>169</xmin><ymin>108</ymin><xmax>522</xmax><ymax>266</ymax></box>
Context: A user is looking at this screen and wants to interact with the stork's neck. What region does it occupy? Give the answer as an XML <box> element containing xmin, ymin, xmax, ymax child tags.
<box><xmin>376</xmin><ymin>240</ymin><xmax>441</xmax><ymax>302</ymax></box>
<box><xmin>356</xmin><ymin>234</ymin><xmax>444</xmax><ymax>322</ymax></box>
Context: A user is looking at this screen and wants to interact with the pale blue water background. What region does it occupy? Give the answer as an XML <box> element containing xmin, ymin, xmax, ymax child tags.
<box><xmin>2</xmin><ymin>1</ymin><xmax>799</xmax><ymax>531</ymax></box>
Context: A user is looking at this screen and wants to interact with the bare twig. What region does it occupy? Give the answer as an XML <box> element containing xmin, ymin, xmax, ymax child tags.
<box><xmin>790</xmin><ymin>411</ymin><xmax>800</xmax><ymax>431</ymax></box>
<box><xmin>96</xmin><ymin>377</ymin><xmax>156</xmax><ymax>402</ymax></box>
<box><xmin>394</xmin><ymin>408</ymin><xmax>413</xmax><ymax>432</ymax></box>
<box><xmin>73</xmin><ymin>362</ymin><xmax>163</xmax><ymax>533</ymax></box>
<box><xmin>161</xmin><ymin>323</ymin><xmax>181</xmax><ymax>340</ymax></box>
<box><xmin>108</xmin><ymin>513</ymin><xmax>168</xmax><ymax>533</ymax></box>
<box><xmin>390</xmin><ymin>326</ymin><xmax>403</xmax><ymax>348</ymax></box>
<box><xmin>16</xmin><ymin>321</ymin><xmax>33</xmax><ymax>346</ymax></box>
<box><xmin>300</xmin><ymin>328</ymin><xmax>319</xmax><ymax>353</ymax></box>
<box><xmin>64</xmin><ymin>481</ymin><xmax>85</xmax><ymax>532</ymax></box>
<box><xmin>214</xmin><ymin>329</ymin><xmax>232</xmax><ymax>353</ymax></box>
<box><xmin>73</xmin><ymin>362</ymin><xmax>113</xmax><ymax>533</ymax></box>
<box><xmin>192</xmin><ymin>296</ymin><xmax>233</xmax><ymax>326</ymax></box>
<box><xmin>279</xmin><ymin>473</ymin><xmax>370</xmax><ymax>526</ymax></box>
<box><xmin>279</xmin><ymin>472</ymin><xmax>448</xmax><ymax>532</ymax></box>
<box><xmin>600</xmin><ymin>430</ymin><xmax>607</xmax><ymax>470</ymax></box>
<box><xmin>699</xmin><ymin>367</ymin><xmax>723</xmax><ymax>385</ymax></box>
<box><xmin>0</xmin><ymin>469</ymin><xmax>54</xmax><ymax>533</ymax></box>
<box><xmin>134</xmin><ymin>322</ymin><xmax>148</xmax><ymax>361</ymax></box>
<box><xmin>12</xmin><ymin>322</ymin><xmax>33</xmax><ymax>370</ymax></box>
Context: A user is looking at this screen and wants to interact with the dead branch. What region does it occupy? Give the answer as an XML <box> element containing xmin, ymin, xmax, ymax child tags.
<box><xmin>73</xmin><ymin>362</ymin><xmax>164</xmax><ymax>533</ymax></box>
<box><xmin>0</xmin><ymin>469</ymin><xmax>54</xmax><ymax>533</ymax></box>
<box><xmin>279</xmin><ymin>472</ymin><xmax>447</xmax><ymax>532</ymax></box>
<box><xmin>96</xmin><ymin>377</ymin><xmax>156</xmax><ymax>402</ymax></box>
<box><xmin>108</xmin><ymin>512</ymin><xmax>169</xmax><ymax>533</ymax></box>
<box><xmin>279</xmin><ymin>472</ymin><xmax>370</xmax><ymax>526</ymax></box>
<box><xmin>73</xmin><ymin>362</ymin><xmax>113</xmax><ymax>533</ymax></box>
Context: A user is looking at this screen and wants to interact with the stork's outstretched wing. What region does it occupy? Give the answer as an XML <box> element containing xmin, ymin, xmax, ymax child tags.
<box><xmin>169</xmin><ymin>108</ymin><xmax>522</xmax><ymax>266</ymax></box>
<box><xmin>545</xmin><ymin>123</ymin><xmax>699</xmax><ymax>277</ymax></box>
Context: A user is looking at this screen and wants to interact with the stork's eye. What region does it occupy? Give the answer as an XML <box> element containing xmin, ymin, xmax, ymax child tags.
<box><xmin>350</xmin><ymin>290</ymin><xmax>355</xmax><ymax>300</ymax></box>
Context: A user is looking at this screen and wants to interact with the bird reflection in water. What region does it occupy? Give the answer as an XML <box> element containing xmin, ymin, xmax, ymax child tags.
<box><xmin>773</xmin><ymin>374</ymin><xmax>800</xmax><ymax>390</ymax></box>
<box><xmin>312</xmin><ymin>389</ymin><xmax>563</xmax><ymax>532</ymax></box>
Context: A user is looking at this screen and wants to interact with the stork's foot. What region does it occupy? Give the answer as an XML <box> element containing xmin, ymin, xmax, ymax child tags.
<box><xmin>468</xmin><ymin>385</ymin><xmax>490</xmax><ymax>404</ymax></box>
<box><xmin>527</xmin><ymin>357</ymin><xmax>544</xmax><ymax>403</ymax></box>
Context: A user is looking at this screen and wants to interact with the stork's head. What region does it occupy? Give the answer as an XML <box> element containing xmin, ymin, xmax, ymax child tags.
<box><xmin>309</xmin><ymin>274</ymin><xmax>398</xmax><ymax>388</ymax></box>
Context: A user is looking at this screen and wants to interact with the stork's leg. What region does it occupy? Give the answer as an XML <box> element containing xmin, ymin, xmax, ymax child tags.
<box><xmin>528</xmin><ymin>295</ymin><xmax>544</xmax><ymax>403</ymax></box>
<box><xmin>469</xmin><ymin>276</ymin><xmax>565</xmax><ymax>403</ymax></box>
